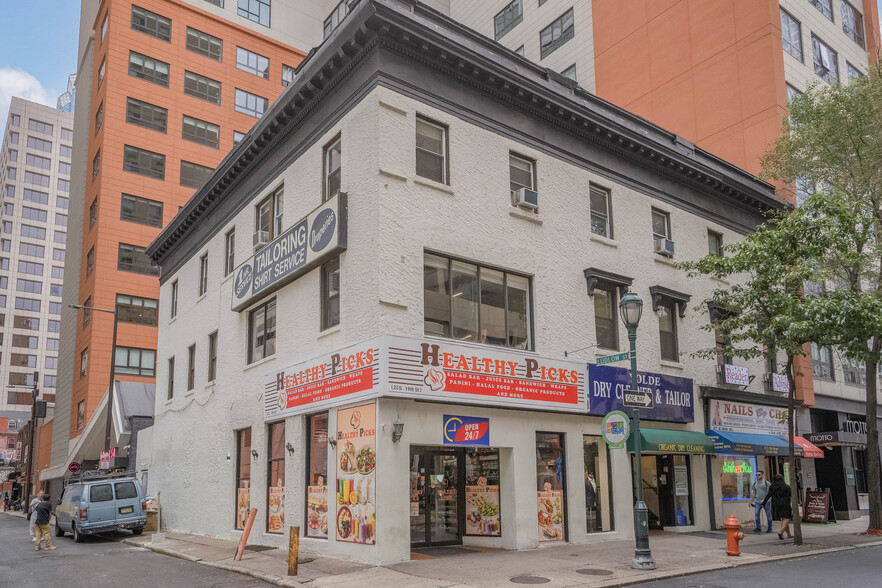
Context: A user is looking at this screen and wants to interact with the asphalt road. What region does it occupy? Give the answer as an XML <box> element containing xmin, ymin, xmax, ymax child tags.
<box><xmin>0</xmin><ymin>515</ymin><xmax>271</xmax><ymax>588</ymax></box>
<box><xmin>642</xmin><ymin>544</ymin><xmax>882</xmax><ymax>587</ymax></box>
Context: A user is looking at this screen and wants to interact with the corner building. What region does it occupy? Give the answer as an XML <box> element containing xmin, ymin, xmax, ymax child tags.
<box><xmin>45</xmin><ymin>0</ymin><xmax>309</xmax><ymax>489</ymax></box>
<box><xmin>148</xmin><ymin>0</ymin><xmax>785</xmax><ymax>564</ymax></box>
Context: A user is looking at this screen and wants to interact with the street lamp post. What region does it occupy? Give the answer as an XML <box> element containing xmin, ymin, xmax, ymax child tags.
<box><xmin>69</xmin><ymin>304</ymin><xmax>119</xmax><ymax>454</ymax></box>
<box><xmin>619</xmin><ymin>290</ymin><xmax>656</xmax><ymax>570</ymax></box>
<box><xmin>23</xmin><ymin>374</ymin><xmax>39</xmax><ymax>506</ymax></box>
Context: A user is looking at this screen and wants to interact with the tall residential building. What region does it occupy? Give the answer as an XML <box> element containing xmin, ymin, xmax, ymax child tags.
<box><xmin>0</xmin><ymin>97</ymin><xmax>74</xmax><ymax>431</ymax></box>
<box><xmin>45</xmin><ymin>0</ymin><xmax>316</xmax><ymax>487</ymax></box>
<box><xmin>447</xmin><ymin>0</ymin><xmax>879</xmax><ymax>184</ymax></box>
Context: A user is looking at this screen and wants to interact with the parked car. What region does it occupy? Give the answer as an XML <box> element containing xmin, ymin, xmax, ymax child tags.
<box><xmin>55</xmin><ymin>476</ymin><xmax>147</xmax><ymax>542</ymax></box>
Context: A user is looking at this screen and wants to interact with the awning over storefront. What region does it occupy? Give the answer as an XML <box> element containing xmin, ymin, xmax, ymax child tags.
<box><xmin>788</xmin><ymin>436</ymin><xmax>824</xmax><ymax>459</ymax></box>
<box><xmin>707</xmin><ymin>430</ymin><xmax>803</xmax><ymax>456</ymax></box>
<box><xmin>627</xmin><ymin>428</ymin><xmax>715</xmax><ymax>454</ymax></box>
<box><xmin>805</xmin><ymin>430</ymin><xmax>867</xmax><ymax>448</ymax></box>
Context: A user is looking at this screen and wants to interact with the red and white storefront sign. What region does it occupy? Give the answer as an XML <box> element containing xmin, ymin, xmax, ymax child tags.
<box><xmin>263</xmin><ymin>335</ymin><xmax>588</xmax><ymax>420</ymax></box>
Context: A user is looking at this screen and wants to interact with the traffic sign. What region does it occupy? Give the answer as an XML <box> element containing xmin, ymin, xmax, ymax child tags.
<box><xmin>68</xmin><ymin>462</ymin><xmax>81</xmax><ymax>473</ymax></box>
<box><xmin>596</xmin><ymin>352</ymin><xmax>630</xmax><ymax>366</ymax></box>
<box><xmin>622</xmin><ymin>389</ymin><xmax>654</xmax><ymax>409</ymax></box>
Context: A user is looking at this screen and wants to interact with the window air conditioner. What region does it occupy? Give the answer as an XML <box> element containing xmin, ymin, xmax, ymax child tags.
<box><xmin>513</xmin><ymin>187</ymin><xmax>539</xmax><ymax>210</ymax></box>
<box><xmin>654</xmin><ymin>237</ymin><xmax>675</xmax><ymax>257</ymax></box>
<box><xmin>253</xmin><ymin>230</ymin><xmax>270</xmax><ymax>250</ymax></box>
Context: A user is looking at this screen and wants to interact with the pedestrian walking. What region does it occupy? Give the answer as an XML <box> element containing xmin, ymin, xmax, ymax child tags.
<box><xmin>749</xmin><ymin>470</ymin><xmax>773</xmax><ymax>533</ymax></box>
<box><xmin>32</xmin><ymin>495</ymin><xmax>56</xmax><ymax>551</ymax></box>
<box><xmin>762</xmin><ymin>474</ymin><xmax>793</xmax><ymax>540</ymax></box>
<box><xmin>28</xmin><ymin>491</ymin><xmax>43</xmax><ymax>542</ymax></box>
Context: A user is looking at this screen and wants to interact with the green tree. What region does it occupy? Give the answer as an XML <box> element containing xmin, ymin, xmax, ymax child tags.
<box><xmin>680</xmin><ymin>199</ymin><xmax>839</xmax><ymax>545</ymax></box>
<box><xmin>760</xmin><ymin>64</ymin><xmax>882</xmax><ymax>535</ymax></box>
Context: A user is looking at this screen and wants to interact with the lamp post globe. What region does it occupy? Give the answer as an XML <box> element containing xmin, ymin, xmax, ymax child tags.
<box><xmin>618</xmin><ymin>290</ymin><xmax>643</xmax><ymax>328</ymax></box>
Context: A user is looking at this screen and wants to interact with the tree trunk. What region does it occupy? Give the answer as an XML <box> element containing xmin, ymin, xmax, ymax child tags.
<box><xmin>787</xmin><ymin>354</ymin><xmax>803</xmax><ymax>545</ymax></box>
<box><xmin>866</xmin><ymin>337</ymin><xmax>882</xmax><ymax>534</ymax></box>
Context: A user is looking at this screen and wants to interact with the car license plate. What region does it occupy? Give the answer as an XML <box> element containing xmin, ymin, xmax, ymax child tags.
<box><xmin>120</xmin><ymin>506</ymin><xmax>133</xmax><ymax>514</ymax></box>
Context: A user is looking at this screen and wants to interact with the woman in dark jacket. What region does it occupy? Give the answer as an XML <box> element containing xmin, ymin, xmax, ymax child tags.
<box><xmin>762</xmin><ymin>474</ymin><xmax>792</xmax><ymax>540</ymax></box>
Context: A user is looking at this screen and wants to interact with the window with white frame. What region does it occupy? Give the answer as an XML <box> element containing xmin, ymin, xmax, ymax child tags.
<box><xmin>809</xmin><ymin>0</ymin><xmax>833</xmax><ymax>19</ymax></box>
<box><xmin>224</xmin><ymin>229</ymin><xmax>235</xmax><ymax>276</ymax></box>
<box><xmin>255</xmin><ymin>186</ymin><xmax>283</xmax><ymax>244</ymax></box>
<box><xmin>416</xmin><ymin>117</ymin><xmax>447</xmax><ymax>184</ymax></box>
<box><xmin>199</xmin><ymin>253</ymin><xmax>208</xmax><ymax>296</ymax></box>
<box><xmin>780</xmin><ymin>9</ymin><xmax>802</xmax><ymax>61</ymax></box>
<box><xmin>248</xmin><ymin>298</ymin><xmax>276</xmax><ymax>363</ymax></box>
<box><xmin>509</xmin><ymin>152</ymin><xmax>535</xmax><ymax>197</ymax></box>
<box><xmin>840</xmin><ymin>1</ymin><xmax>865</xmax><ymax>47</ymax></box>
<box><xmin>321</xmin><ymin>257</ymin><xmax>340</xmax><ymax>330</ymax></box>
<box><xmin>589</xmin><ymin>185</ymin><xmax>611</xmax><ymax>238</ymax></box>
<box><xmin>812</xmin><ymin>35</ymin><xmax>838</xmax><ymax>84</ymax></box>
<box><xmin>539</xmin><ymin>9</ymin><xmax>574</xmax><ymax>59</ymax></box>
<box><xmin>236</xmin><ymin>47</ymin><xmax>269</xmax><ymax>79</ymax></box>
<box><xmin>494</xmin><ymin>0</ymin><xmax>522</xmax><ymax>40</ymax></box>
<box><xmin>324</xmin><ymin>136</ymin><xmax>341</xmax><ymax>201</ymax></box>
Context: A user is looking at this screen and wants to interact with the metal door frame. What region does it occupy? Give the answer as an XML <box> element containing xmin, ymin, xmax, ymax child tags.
<box><xmin>410</xmin><ymin>445</ymin><xmax>465</xmax><ymax>548</ymax></box>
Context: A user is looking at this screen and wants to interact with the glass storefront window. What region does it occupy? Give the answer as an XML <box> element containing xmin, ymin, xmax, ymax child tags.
<box><xmin>465</xmin><ymin>448</ymin><xmax>501</xmax><ymax>536</ymax></box>
<box><xmin>266</xmin><ymin>422</ymin><xmax>285</xmax><ymax>534</ymax></box>
<box><xmin>306</xmin><ymin>413</ymin><xmax>329</xmax><ymax>538</ymax></box>
<box><xmin>720</xmin><ymin>455</ymin><xmax>756</xmax><ymax>501</ymax></box>
<box><xmin>583</xmin><ymin>436</ymin><xmax>612</xmax><ymax>532</ymax></box>
<box><xmin>536</xmin><ymin>432</ymin><xmax>566</xmax><ymax>541</ymax></box>
<box><xmin>235</xmin><ymin>428</ymin><xmax>251</xmax><ymax>530</ymax></box>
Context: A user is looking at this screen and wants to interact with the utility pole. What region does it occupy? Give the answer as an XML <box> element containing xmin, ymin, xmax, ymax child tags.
<box><xmin>24</xmin><ymin>371</ymin><xmax>39</xmax><ymax>506</ymax></box>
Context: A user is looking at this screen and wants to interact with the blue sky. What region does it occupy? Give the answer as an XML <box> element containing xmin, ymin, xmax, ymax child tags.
<box><xmin>0</xmin><ymin>1</ymin><xmax>80</xmax><ymax>117</ymax></box>
<box><xmin>0</xmin><ymin>0</ymin><xmax>881</xmax><ymax>118</ymax></box>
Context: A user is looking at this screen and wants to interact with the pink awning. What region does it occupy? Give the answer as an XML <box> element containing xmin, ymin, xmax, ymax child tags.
<box><xmin>790</xmin><ymin>436</ymin><xmax>824</xmax><ymax>459</ymax></box>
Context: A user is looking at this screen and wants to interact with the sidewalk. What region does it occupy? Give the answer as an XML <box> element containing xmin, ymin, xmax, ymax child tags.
<box><xmin>117</xmin><ymin>516</ymin><xmax>882</xmax><ymax>587</ymax></box>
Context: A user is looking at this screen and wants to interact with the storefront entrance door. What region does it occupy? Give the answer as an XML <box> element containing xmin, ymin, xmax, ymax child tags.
<box><xmin>637</xmin><ymin>455</ymin><xmax>693</xmax><ymax>530</ymax></box>
<box><xmin>410</xmin><ymin>447</ymin><xmax>464</xmax><ymax>547</ymax></box>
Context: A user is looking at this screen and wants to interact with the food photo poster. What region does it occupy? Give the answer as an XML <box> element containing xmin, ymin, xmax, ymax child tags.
<box><xmin>336</xmin><ymin>402</ymin><xmax>377</xmax><ymax>544</ymax></box>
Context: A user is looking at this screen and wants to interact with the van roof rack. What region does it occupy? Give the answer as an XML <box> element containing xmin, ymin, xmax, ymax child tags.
<box><xmin>65</xmin><ymin>470</ymin><xmax>133</xmax><ymax>484</ymax></box>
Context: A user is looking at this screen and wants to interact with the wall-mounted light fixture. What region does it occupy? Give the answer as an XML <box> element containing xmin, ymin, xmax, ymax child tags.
<box><xmin>251</xmin><ymin>449</ymin><xmax>259</xmax><ymax>459</ymax></box>
<box><xmin>286</xmin><ymin>442</ymin><xmax>295</xmax><ymax>455</ymax></box>
<box><xmin>392</xmin><ymin>417</ymin><xmax>404</xmax><ymax>443</ymax></box>
<box><xmin>328</xmin><ymin>437</ymin><xmax>337</xmax><ymax>447</ymax></box>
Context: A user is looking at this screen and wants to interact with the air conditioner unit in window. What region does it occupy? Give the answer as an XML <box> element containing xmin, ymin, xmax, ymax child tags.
<box><xmin>253</xmin><ymin>230</ymin><xmax>270</xmax><ymax>250</ymax></box>
<box><xmin>513</xmin><ymin>187</ymin><xmax>539</xmax><ymax>210</ymax></box>
<box><xmin>654</xmin><ymin>237</ymin><xmax>675</xmax><ymax>257</ymax></box>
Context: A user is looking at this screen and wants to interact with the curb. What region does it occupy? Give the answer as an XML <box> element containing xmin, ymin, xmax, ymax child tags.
<box><xmin>595</xmin><ymin>540</ymin><xmax>882</xmax><ymax>587</ymax></box>
<box><xmin>122</xmin><ymin>538</ymin><xmax>203</xmax><ymax>564</ymax></box>
<box><xmin>125</xmin><ymin>538</ymin><xmax>297</xmax><ymax>586</ymax></box>
<box><xmin>124</xmin><ymin>534</ymin><xmax>882</xmax><ymax>588</ymax></box>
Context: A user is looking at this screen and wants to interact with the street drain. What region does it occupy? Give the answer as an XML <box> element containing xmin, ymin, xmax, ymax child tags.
<box><xmin>510</xmin><ymin>576</ymin><xmax>551</xmax><ymax>584</ymax></box>
<box><xmin>576</xmin><ymin>568</ymin><xmax>613</xmax><ymax>576</ymax></box>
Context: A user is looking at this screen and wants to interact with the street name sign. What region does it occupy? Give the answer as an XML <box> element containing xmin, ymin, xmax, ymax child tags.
<box><xmin>622</xmin><ymin>389</ymin><xmax>654</xmax><ymax>409</ymax></box>
<box><xmin>596</xmin><ymin>352</ymin><xmax>630</xmax><ymax>366</ymax></box>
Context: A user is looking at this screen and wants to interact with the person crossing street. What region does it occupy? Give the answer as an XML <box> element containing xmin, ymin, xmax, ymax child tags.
<box><xmin>32</xmin><ymin>495</ymin><xmax>56</xmax><ymax>551</ymax></box>
<box><xmin>28</xmin><ymin>491</ymin><xmax>43</xmax><ymax>542</ymax></box>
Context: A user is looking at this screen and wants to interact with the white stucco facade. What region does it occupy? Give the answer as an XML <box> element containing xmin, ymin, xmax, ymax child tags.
<box><xmin>148</xmin><ymin>80</ymin><xmax>780</xmax><ymax>563</ymax></box>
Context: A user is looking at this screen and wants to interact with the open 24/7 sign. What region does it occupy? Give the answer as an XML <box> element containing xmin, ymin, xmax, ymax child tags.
<box><xmin>443</xmin><ymin>415</ymin><xmax>490</xmax><ymax>446</ymax></box>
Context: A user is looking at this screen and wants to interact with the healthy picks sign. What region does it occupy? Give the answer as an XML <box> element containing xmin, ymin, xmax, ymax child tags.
<box><xmin>232</xmin><ymin>193</ymin><xmax>347</xmax><ymax>311</ymax></box>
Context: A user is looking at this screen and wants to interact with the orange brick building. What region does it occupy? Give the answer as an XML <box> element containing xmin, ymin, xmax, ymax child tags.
<box><xmin>46</xmin><ymin>0</ymin><xmax>307</xmax><ymax>482</ymax></box>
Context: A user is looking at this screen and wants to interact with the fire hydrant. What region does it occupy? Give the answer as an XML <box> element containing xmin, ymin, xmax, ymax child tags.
<box><xmin>725</xmin><ymin>515</ymin><xmax>744</xmax><ymax>556</ymax></box>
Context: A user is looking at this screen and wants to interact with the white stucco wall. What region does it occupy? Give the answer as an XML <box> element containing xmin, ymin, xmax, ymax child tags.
<box><xmin>149</xmin><ymin>84</ymin><xmax>770</xmax><ymax>563</ymax></box>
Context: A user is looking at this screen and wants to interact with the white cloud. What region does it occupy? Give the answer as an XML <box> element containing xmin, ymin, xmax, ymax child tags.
<box><xmin>0</xmin><ymin>67</ymin><xmax>55</xmax><ymax>122</ymax></box>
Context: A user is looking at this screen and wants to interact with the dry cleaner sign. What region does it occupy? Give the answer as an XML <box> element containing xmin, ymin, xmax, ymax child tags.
<box><xmin>232</xmin><ymin>193</ymin><xmax>346</xmax><ymax>311</ymax></box>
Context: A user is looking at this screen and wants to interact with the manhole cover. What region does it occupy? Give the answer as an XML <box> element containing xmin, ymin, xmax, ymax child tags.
<box><xmin>576</xmin><ymin>568</ymin><xmax>613</xmax><ymax>576</ymax></box>
<box><xmin>510</xmin><ymin>576</ymin><xmax>551</xmax><ymax>584</ymax></box>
